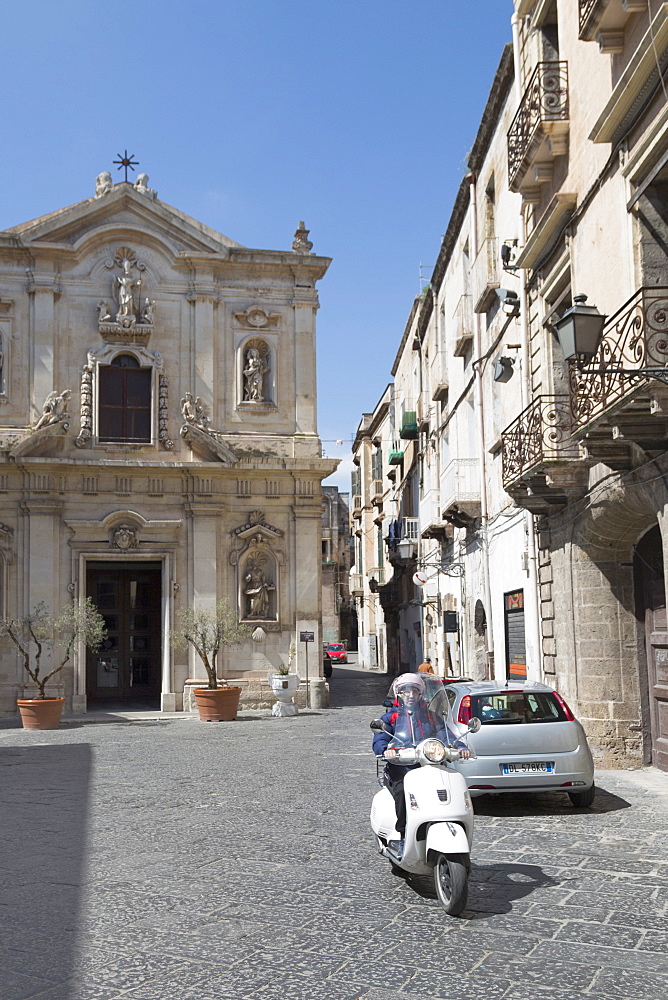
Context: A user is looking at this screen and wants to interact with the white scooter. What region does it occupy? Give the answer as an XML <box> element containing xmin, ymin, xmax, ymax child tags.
<box><xmin>370</xmin><ymin>712</ymin><xmax>481</xmax><ymax>916</ymax></box>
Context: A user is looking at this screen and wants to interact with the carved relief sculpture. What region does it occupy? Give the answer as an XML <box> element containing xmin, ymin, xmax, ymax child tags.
<box><xmin>243</xmin><ymin>346</ymin><xmax>269</xmax><ymax>402</ymax></box>
<box><xmin>33</xmin><ymin>389</ymin><xmax>71</xmax><ymax>431</ymax></box>
<box><xmin>95</xmin><ymin>171</ymin><xmax>113</xmax><ymax>197</ymax></box>
<box><xmin>292</xmin><ymin>220</ymin><xmax>313</xmax><ymax>253</ymax></box>
<box><xmin>75</xmin><ymin>364</ymin><xmax>93</xmax><ymax>448</ymax></box>
<box><xmin>111</xmin><ymin>524</ymin><xmax>138</xmax><ymax>550</ymax></box>
<box><xmin>158</xmin><ymin>374</ymin><xmax>174</xmax><ymax>450</ymax></box>
<box><xmin>98</xmin><ymin>248</ymin><xmax>155</xmax><ymax>345</ymax></box>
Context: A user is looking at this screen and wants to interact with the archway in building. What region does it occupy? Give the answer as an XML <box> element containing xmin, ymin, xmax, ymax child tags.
<box><xmin>634</xmin><ymin>525</ymin><xmax>668</xmax><ymax>771</ymax></box>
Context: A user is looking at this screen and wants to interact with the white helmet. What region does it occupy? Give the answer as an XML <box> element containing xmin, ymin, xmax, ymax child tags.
<box><xmin>392</xmin><ymin>672</ymin><xmax>426</xmax><ymax>699</ymax></box>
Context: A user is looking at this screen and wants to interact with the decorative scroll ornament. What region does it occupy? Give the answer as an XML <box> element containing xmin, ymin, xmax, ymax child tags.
<box><xmin>233</xmin><ymin>306</ymin><xmax>280</xmax><ymax>328</ymax></box>
<box><xmin>292</xmin><ymin>220</ymin><xmax>313</xmax><ymax>253</ymax></box>
<box><xmin>111</xmin><ymin>524</ymin><xmax>138</xmax><ymax>550</ymax></box>
<box><xmin>501</xmin><ymin>395</ymin><xmax>578</xmax><ymax>489</ymax></box>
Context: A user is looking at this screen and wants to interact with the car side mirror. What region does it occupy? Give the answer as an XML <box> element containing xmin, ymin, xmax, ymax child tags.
<box><xmin>467</xmin><ymin>717</ymin><xmax>482</xmax><ymax>734</ymax></box>
<box><xmin>370</xmin><ymin>719</ymin><xmax>384</xmax><ymax>731</ymax></box>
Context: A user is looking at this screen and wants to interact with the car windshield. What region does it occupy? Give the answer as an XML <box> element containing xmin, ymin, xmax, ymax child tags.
<box><xmin>471</xmin><ymin>690</ymin><xmax>568</xmax><ymax>724</ymax></box>
<box><xmin>328</xmin><ymin>644</ymin><xmax>344</xmax><ymax>650</ymax></box>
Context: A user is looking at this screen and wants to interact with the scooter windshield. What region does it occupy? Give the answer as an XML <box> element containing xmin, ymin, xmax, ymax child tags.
<box><xmin>388</xmin><ymin>704</ymin><xmax>440</xmax><ymax>749</ymax></box>
<box><xmin>425</xmin><ymin>681</ymin><xmax>459</xmax><ymax>739</ymax></box>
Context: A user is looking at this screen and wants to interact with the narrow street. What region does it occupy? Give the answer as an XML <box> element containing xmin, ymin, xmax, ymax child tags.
<box><xmin>1</xmin><ymin>666</ymin><xmax>667</xmax><ymax>1000</ymax></box>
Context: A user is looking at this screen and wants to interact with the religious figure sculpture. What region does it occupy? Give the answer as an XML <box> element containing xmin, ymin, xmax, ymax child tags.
<box><xmin>33</xmin><ymin>389</ymin><xmax>71</xmax><ymax>431</ymax></box>
<box><xmin>95</xmin><ymin>172</ymin><xmax>113</xmax><ymax>198</ymax></box>
<box><xmin>243</xmin><ymin>347</ymin><xmax>269</xmax><ymax>402</ymax></box>
<box><xmin>97</xmin><ymin>300</ymin><xmax>112</xmax><ymax>323</ymax></box>
<box><xmin>134</xmin><ymin>173</ymin><xmax>151</xmax><ymax>194</ymax></box>
<box><xmin>244</xmin><ymin>565</ymin><xmax>275</xmax><ymax>618</ymax></box>
<box><xmin>180</xmin><ymin>392</ymin><xmax>197</xmax><ymax>424</ymax></box>
<box><xmin>194</xmin><ymin>396</ymin><xmax>210</xmax><ymax>430</ymax></box>
<box><xmin>115</xmin><ymin>258</ymin><xmax>141</xmax><ymax>325</ymax></box>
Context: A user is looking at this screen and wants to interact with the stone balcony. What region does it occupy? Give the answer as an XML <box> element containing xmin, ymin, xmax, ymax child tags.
<box><xmin>570</xmin><ymin>286</ymin><xmax>668</xmax><ymax>468</ymax></box>
<box><xmin>419</xmin><ymin>488</ymin><xmax>450</xmax><ymax>539</ymax></box>
<box><xmin>579</xmin><ymin>0</ymin><xmax>647</xmax><ymax>53</ymax></box>
<box><xmin>453</xmin><ymin>294</ymin><xmax>474</xmax><ymax>357</ymax></box>
<box><xmin>502</xmin><ymin>395</ymin><xmax>585</xmax><ymax>513</ymax></box>
<box><xmin>507</xmin><ymin>61</ymin><xmax>569</xmax><ymax>200</ymax></box>
<box><xmin>441</xmin><ymin>458</ymin><xmax>481</xmax><ymax>524</ymax></box>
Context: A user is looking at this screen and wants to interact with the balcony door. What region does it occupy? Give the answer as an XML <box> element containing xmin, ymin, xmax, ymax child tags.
<box><xmin>86</xmin><ymin>562</ymin><xmax>162</xmax><ymax>706</ymax></box>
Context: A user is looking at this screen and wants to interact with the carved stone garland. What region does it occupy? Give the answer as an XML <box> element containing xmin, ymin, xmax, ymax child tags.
<box><xmin>159</xmin><ymin>374</ymin><xmax>174</xmax><ymax>450</ymax></box>
<box><xmin>76</xmin><ymin>364</ymin><xmax>93</xmax><ymax>448</ymax></box>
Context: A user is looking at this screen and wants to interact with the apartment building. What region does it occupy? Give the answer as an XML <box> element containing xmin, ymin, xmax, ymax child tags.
<box><xmin>351</xmin><ymin>1</ymin><xmax>668</xmax><ymax>769</ymax></box>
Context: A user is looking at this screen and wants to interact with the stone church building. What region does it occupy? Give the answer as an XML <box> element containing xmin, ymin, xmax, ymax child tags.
<box><xmin>0</xmin><ymin>172</ymin><xmax>336</xmax><ymax>714</ymax></box>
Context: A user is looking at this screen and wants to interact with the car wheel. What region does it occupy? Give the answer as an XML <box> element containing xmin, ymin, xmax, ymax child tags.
<box><xmin>568</xmin><ymin>782</ymin><xmax>595</xmax><ymax>808</ymax></box>
<box><xmin>434</xmin><ymin>854</ymin><xmax>468</xmax><ymax>916</ymax></box>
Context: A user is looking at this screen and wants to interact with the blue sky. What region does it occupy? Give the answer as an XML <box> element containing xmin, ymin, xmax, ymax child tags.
<box><xmin>2</xmin><ymin>0</ymin><xmax>514</xmax><ymax>489</ymax></box>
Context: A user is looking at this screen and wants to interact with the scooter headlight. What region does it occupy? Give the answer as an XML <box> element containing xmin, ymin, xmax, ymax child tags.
<box><xmin>423</xmin><ymin>739</ymin><xmax>446</xmax><ymax>763</ymax></box>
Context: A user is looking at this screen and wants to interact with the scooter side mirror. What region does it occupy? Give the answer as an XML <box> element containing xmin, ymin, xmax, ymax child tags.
<box><xmin>467</xmin><ymin>717</ymin><xmax>482</xmax><ymax>734</ymax></box>
<box><xmin>370</xmin><ymin>719</ymin><xmax>384</xmax><ymax>731</ymax></box>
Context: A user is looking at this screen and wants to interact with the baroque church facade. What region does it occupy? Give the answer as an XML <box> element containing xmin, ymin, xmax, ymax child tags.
<box><xmin>0</xmin><ymin>172</ymin><xmax>336</xmax><ymax>714</ymax></box>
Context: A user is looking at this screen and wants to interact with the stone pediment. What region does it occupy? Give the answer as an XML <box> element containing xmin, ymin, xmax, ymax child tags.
<box><xmin>5</xmin><ymin>183</ymin><xmax>245</xmax><ymax>256</ymax></box>
<box><xmin>230</xmin><ymin>510</ymin><xmax>284</xmax><ymax>541</ymax></box>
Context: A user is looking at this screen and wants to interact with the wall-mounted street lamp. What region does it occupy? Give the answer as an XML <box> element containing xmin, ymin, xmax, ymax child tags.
<box><xmin>556</xmin><ymin>294</ymin><xmax>668</xmax><ymax>385</ymax></box>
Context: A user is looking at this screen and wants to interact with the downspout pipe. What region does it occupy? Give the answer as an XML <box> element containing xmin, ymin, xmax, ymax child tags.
<box><xmin>466</xmin><ymin>170</ymin><xmax>494</xmax><ymax>679</ymax></box>
<box><xmin>512</xmin><ymin>9</ymin><xmax>543</xmax><ymax>682</ymax></box>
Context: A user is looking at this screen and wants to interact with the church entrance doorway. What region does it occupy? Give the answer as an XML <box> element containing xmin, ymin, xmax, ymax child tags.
<box><xmin>634</xmin><ymin>526</ymin><xmax>668</xmax><ymax>771</ymax></box>
<box><xmin>86</xmin><ymin>562</ymin><xmax>162</xmax><ymax>707</ymax></box>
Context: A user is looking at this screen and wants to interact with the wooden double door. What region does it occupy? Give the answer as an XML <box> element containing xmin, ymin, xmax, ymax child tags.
<box><xmin>86</xmin><ymin>562</ymin><xmax>162</xmax><ymax>705</ymax></box>
<box><xmin>635</xmin><ymin>526</ymin><xmax>668</xmax><ymax>771</ymax></box>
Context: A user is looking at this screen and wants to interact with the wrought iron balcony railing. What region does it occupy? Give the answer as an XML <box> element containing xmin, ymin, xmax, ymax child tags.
<box><xmin>507</xmin><ymin>61</ymin><xmax>569</xmax><ymax>193</ymax></box>
<box><xmin>502</xmin><ymin>395</ymin><xmax>578</xmax><ymax>488</ymax></box>
<box><xmin>570</xmin><ymin>287</ymin><xmax>668</xmax><ymax>432</ymax></box>
<box><xmin>579</xmin><ymin>0</ymin><xmax>646</xmax><ymax>45</ymax></box>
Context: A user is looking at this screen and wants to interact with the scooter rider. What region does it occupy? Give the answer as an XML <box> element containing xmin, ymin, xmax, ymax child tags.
<box><xmin>372</xmin><ymin>673</ymin><xmax>471</xmax><ymax>857</ymax></box>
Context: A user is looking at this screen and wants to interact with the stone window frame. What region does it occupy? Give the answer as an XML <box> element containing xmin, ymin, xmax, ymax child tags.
<box><xmin>78</xmin><ymin>344</ymin><xmax>165</xmax><ymax>450</ymax></box>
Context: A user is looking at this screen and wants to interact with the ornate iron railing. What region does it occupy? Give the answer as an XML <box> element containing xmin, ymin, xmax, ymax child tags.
<box><xmin>502</xmin><ymin>395</ymin><xmax>577</xmax><ymax>488</ymax></box>
<box><xmin>570</xmin><ymin>287</ymin><xmax>668</xmax><ymax>431</ymax></box>
<box><xmin>507</xmin><ymin>62</ymin><xmax>569</xmax><ymax>189</ymax></box>
<box><xmin>579</xmin><ymin>0</ymin><xmax>600</xmax><ymax>34</ymax></box>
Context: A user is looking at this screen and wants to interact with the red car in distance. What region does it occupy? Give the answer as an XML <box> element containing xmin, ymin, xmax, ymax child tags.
<box><xmin>325</xmin><ymin>643</ymin><xmax>348</xmax><ymax>664</ymax></box>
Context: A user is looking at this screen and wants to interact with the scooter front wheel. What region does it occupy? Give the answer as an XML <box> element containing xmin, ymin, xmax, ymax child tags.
<box><xmin>434</xmin><ymin>854</ymin><xmax>468</xmax><ymax>916</ymax></box>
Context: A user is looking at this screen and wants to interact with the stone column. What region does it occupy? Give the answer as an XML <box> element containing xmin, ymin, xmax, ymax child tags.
<box><xmin>19</xmin><ymin>499</ymin><xmax>64</xmax><ymax>697</ymax></box>
<box><xmin>292</xmin><ymin>285</ymin><xmax>318</xmax><ymax>435</ymax></box>
<box><xmin>183</xmin><ymin>504</ymin><xmax>219</xmax><ymax>699</ymax></box>
<box><xmin>187</xmin><ymin>272</ymin><xmax>217</xmax><ymax>419</ymax></box>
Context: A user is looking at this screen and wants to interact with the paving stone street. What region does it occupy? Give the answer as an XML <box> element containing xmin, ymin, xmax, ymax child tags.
<box><xmin>1</xmin><ymin>664</ymin><xmax>668</xmax><ymax>1000</ymax></box>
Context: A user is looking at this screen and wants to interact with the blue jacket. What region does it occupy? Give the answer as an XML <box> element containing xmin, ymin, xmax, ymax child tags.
<box><xmin>372</xmin><ymin>704</ymin><xmax>464</xmax><ymax>778</ymax></box>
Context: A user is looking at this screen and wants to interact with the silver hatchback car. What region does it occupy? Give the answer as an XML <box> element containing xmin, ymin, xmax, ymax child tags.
<box><xmin>432</xmin><ymin>679</ymin><xmax>595</xmax><ymax>807</ymax></box>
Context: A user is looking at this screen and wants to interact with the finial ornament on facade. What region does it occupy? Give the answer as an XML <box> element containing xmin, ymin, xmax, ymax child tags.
<box><xmin>292</xmin><ymin>221</ymin><xmax>313</xmax><ymax>253</ymax></box>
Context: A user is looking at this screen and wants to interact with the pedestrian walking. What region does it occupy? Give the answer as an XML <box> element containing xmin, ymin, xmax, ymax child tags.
<box><xmin>417</xmin><ymin>657</ymin><xmax>434</xmax><ymax>674</ymax></box>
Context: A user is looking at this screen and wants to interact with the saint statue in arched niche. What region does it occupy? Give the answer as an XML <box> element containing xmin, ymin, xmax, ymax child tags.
<box><xmin>242</xmin><ymin>340</ymin><xmax>270</xmax><ymax>402</ymax></box>
<box><xmin>242</xmin><ymin>551</ymin><xmax>277</xmax><ymax>620</ymax></box>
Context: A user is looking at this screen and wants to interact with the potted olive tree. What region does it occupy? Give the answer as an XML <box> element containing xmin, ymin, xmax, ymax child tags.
<box><xmin>0</xmin><ymin>598</ymin><xmax>106</xmax><ymax>730</ymax></box>
<box><xmin>172</xmin><ymin>599</ymin><xmax>253</xmax><ymax>721</ymax></box>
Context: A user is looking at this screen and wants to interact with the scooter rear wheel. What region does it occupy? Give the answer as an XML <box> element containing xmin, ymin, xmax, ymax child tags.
<box><xmin>434</xmin><ymin>855</ymin><xmax>468</xmax><ymax>916</ymax></box>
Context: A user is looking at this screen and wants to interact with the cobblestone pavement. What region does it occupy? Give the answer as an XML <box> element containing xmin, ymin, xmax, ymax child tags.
<box><xmin>1</xmin><ymin>665</ymin><xmax>667</xmax><ymax>1000</ymax></box>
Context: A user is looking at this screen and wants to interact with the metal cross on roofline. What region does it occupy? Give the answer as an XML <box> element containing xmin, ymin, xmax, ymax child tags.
<box><xmin>113</xmin><ymin>150</ymin><xmax>139</xmax><ymax>182</ymax></box>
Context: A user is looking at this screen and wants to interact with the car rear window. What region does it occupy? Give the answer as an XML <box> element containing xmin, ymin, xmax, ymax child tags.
<box><xmin>471</xmin><ymin>691</ymin><xmax>568</xmax><ymax>724</ymax></box>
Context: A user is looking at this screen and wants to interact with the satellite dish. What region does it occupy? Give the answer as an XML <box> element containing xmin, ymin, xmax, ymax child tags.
<box><xmin>413</xmin><ymin>571</ymin><xmax>428</xmax><ymax>587</ymax></box>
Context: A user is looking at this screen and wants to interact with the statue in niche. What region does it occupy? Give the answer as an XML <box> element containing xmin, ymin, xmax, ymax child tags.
<box><xmin>33</xmin><ymin>389</ymin><xmax>71</xmax><ymax>431</ymax></box>
<box><xmin>95</xmin><ymin>171</ymin><xmax>113</xmax><ymax>198</ymax></box>
<box><xmin>243</xmin><ymin>347</ymin><xmax>269</xmax><ymax>402</ymax></box>
<box><xmin>142</xmin><ymin>299</ymin><xmax>156</xmax><ymax>324</ymax></box>
<box><xmin>244</xmin><ymin>564</ymin><xmax>275</xmax><ymax>619</ymax></box>
<box><xmin>115</xmin><ymin>258</ymin><xmax>141</xmax><ymax>325</ymax></box>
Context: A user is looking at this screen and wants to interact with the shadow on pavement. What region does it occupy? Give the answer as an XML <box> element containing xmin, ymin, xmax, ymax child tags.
<box><xmin>464</xmin><ymin>862</ymin><xmax>559</xmax><ymax>917</ymax></box>
<box><xmin>327</xmin><ymin>666</ymin><xmax>391</xmax><ymax>708</ymax></box>
<box><xmin>0</xmin><ymin>743</ymin><xmax>91</xmax><ymax>990</ymax></box>
<box><xmin>472</xmin><ymin>784</ymin><xmax>631</xmax><ymax>817</ymax></box>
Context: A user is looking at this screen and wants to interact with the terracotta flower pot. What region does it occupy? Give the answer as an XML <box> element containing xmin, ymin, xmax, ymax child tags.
<box><xmin>193</xmin><ymin>686</ymin><xmax>242</xmax><ymax>722</ymax></box>
<box><xmin>16</xmin><ymin>697</ymin><xmax>65</xmax><ymax>730</ymax></box>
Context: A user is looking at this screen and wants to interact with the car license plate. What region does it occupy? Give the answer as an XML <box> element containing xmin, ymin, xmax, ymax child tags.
<box><xmin>502</xmin><ymin>761</ymin><xmax>554</xmax><ymax>774</ymax></box>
